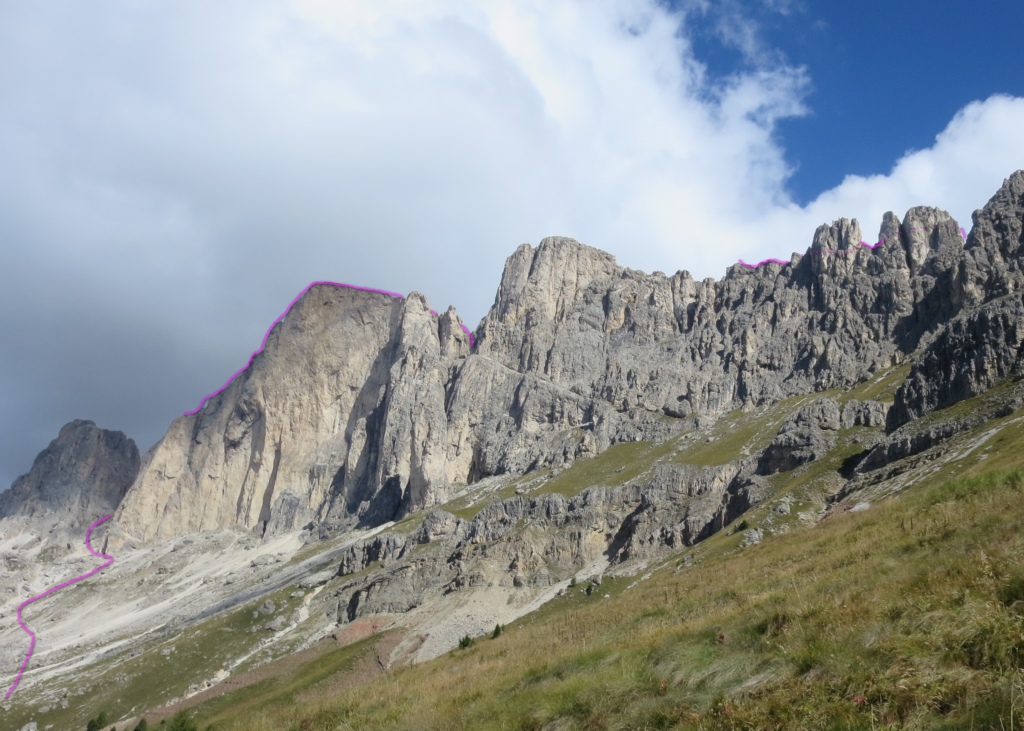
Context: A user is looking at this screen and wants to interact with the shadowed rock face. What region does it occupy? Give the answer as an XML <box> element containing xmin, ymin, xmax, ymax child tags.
<box><xmin>757</xmin><ymin>399</ymin><xmax>840</xmax><ymax>476</ymax></box>
<box><xmin>0</xmin><ymin>419</ymin><xmax>140</xmax><ymax>532</ymax></box>
<box><xmin>330</xmin><ymin>460</ymin><xmax>761</xmax><ymax>627</ymax></box>
<box><xmin>85</xmin><ymin>171</ymin><xmax>1024</xmax><ymax>541</ymax></box>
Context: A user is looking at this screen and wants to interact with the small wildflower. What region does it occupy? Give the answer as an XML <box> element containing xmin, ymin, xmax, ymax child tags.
<box><xmin>853</xmin><ymin>696</ymin><xmax>866</xmax><ymax>704</ymax></box>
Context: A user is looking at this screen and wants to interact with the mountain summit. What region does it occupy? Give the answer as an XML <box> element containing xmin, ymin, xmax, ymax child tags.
<box><xmin>0</xmin><ymin>419</ymin><xmax>138</xmax><ymax>536</ymax></box>
<box><xmin>5</xmin><ymin>172</ymin><xmax>1024</xmax><ymax>730</ymax></box>
<box><xmin>105</xmin><ymin>171</ymin><xmax>1024</xmax><ymax>543</ymax></box>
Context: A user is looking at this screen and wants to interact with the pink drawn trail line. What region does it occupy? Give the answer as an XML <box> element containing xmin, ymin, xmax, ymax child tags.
<box><xmin>738</xmin><ymin>225</ymin><xmax>968</xmax><ymax>270</ymax></box>
<box><xmin>185</xmin><ymin>281</ymin><xmax>476</xmax><ymax>416</ymax></box>
<box><xmin>4</xmin><ymin>515</ymin><xmax>114</xmax><ymax>699</ymax></box>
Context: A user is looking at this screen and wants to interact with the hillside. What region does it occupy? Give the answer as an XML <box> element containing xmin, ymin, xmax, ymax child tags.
<box><xmin>3</xmin><ymin>171</ymin><xmax>1024</xmax><ymax>729</ymax></box>
<box><xmin>192</xmin><ymin>458</ymin><xmax>1024</xmax><ymax>729</ymax></box>
<box><xmin>50</xmin><ymin>376</ymin><xmax>1024</xmax><ymax>730</ymax></box>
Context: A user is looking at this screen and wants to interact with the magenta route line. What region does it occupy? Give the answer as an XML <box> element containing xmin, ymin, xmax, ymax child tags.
<box><xmin>738</xmin><ymin>225</ymin><xmax>968</xmax><ymax>270</ymax></box>
<box><xmin>185</xmin><ymin>281</ymin><xmax>475</xmax><ymax>417</ymax></box>
<box><xmin>5</xmin><ymin>515</ymin><xmax>114</xmax><ymax>699</ymax></box>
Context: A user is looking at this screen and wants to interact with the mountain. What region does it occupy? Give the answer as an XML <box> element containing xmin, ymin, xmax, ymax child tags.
<box><xmin>110</xmin><ymin>171</ymin><xmax>1022</xmax><ymax>544</ymax></box>
<box><xmin>0</xmin><ymin>419</ymin><xmax>139</xmax><ymax>536</ymax></box>
<box><xmin>3</xmin><ymin>171</ymin><xmax>1024</xmax><ymax>730</ymax></box>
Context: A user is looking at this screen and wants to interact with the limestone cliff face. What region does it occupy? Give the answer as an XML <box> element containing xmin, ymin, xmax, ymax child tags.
<box><xmin>0</xmin><ymin>419</ymin><xmax>139</xmax><ymax>532</ymax></box>
<box><xmin>102</xmin><ymin>171</ymin><xmax>1024</xmax><ymax>542</ymax></box>
<box><xmin>330</xmin><ymin>460</ymin><xmax>762</xmax><ymax>626</ymax></box>
<box><xmin>472</xmin><ymin>214</ymin><xmax>969</xmax><ymax>419</ymax></box>
<box><xmin>890</xmin><ymin>171</ymin><xmax>1024</xmax><ymax>426</ymax></box>
<box><xmin>116</xmin><ymin>286</ymin><xmax>468</xmax><ymax>542</ymax></box>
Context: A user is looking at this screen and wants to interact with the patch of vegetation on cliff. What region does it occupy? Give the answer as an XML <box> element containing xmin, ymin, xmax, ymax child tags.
<box><xmin>673</xmin><ymin>391</ymin><xmax>837</xmax><ymax>467</ymax></box>
<box><xmin>838</xmin><ymin>363</ymin><xmax>912</xmax><ymax>404</ymax></box>
<box><xmin>537</xmin><ymin>437</ymin><xmax>682</xmax><ymax>499</ymax></box>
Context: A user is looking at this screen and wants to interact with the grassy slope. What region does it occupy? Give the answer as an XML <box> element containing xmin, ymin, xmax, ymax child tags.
<box><xmin>0</xmin><ymin>583</ymin><xmax>312</xmax><ymax>731</ymax></box>
<box><xmin>146</xmin><ymin>381</ymin><xmax>1024</xmax><ymax>730</ymax></box>
<box><xmin>14</xmin><ymin>365</ymin><xmax>1020</xmax><ymax>730</ymax></box>
<box><xmin>186</xmin><ymin>474</ymin><xmax>1024</xmax><ymax>731</ymax></box>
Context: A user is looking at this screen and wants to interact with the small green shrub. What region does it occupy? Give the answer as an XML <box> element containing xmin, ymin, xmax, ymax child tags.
<box><xmin>166</xmin><ymin>711</ymin><xmax>199</xmax><ymax>731</ymax></box>
<box><xmin>492</xmin><ymin>623</ymin><xmax>503</xmax><ymax>639</ymax></box>
<box><xmin>734</xmin><ymin>519</ymin><xmax>750</xmax><ymax>533</ymax></box>
<box><xmin>754</xmin><ymin>611</ymin><xmax>790</xmax><ymax>638</ymax></box>
<box><xmin>459</xmin><ymin>634</ymin><xmax>475</xmax><ymax>649</ymax></box>
<box><xmin>998</xmin><ymin>573</ymin><xmax>1024</xmax><ymax>607</ymax></box>
<box><xmin>585</xmin><ymin>584</ymin><xmax>593</xmax><ymax>596</ymax></box>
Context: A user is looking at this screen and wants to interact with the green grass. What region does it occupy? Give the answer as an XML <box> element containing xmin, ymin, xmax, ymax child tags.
<box><xmin>188</xmin><ymin>633</ymin><xmax>387</xmax><ymax>730</ymax></box>
<box><xmin>674</xmin><ymin>392</ymin><xmax>833</xmax><ymax>467</ymax></box>
<box><xmin>534</xmin><ymin>438</ymin><xmax>682</xmax><ymax>499</ymax></box>
<box><xmin>838</xmin><ymin>363</ymin><xmax>913</xmax><ymax>404</ymax></box>
<box><xmin>13</xmin><ymin>369</ymin><xmax>1024</xmax><ymax>731</ymax></box>
<box><xmin>166</xmin><ymin>454</ymin><xmax>1024</xmax><ymax>730</ymax></box>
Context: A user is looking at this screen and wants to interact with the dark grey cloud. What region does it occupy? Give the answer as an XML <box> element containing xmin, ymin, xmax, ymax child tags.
<box><xmin>1</xmin><ymin>0</ymin><xmax>1019</xmax><ymax>489</ymax></box>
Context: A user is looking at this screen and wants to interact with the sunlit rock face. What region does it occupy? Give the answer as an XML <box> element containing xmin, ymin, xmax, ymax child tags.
<box><xmin>117</xmin><ymin>285</ymin><xmax>469</xmax><ymax>542</ymax></box>
<box><xmin>107</xmin><ymin>171</ymin><xmax>1024</xmax><ymax>541</ymax></box>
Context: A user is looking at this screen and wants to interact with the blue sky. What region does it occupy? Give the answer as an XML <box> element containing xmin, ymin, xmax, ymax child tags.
<box><xmin>1</xmin><ymin>0</ymin><xmax>1023</xmax><ymax>490</ymax></box>
<box><xmin>676</xmin><ymin>0</ymin><xmax>1024</xmax><ymax>204</ymax></box>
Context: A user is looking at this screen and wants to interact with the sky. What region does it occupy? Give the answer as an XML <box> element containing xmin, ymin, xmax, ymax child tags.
<box><xmin>2</xmin><ymin>0</ymin><xmax>1024</xmax><ymax>490</ymax></box>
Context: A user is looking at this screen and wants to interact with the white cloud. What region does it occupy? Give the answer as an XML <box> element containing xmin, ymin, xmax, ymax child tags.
<box><xmin>1</xmin><ymin>0</ymin><xmax>1024</xmax><ymax>486</ymax></box>
<box><xmin>758</xmin><ymin>95</ymin><xmax>1024</xmax><ymax>260</ymax></box>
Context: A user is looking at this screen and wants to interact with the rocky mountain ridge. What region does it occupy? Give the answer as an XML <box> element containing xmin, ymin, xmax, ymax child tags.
<box><xmin>3</xmin><ymin>171</ymin><xmax>1024</xmax><ymax>729</ymax></box>
<box><xmin>4</xmin><ymin>171</ymin><xmax>1023</xmax><ymax>547</ymax></box>
<box><xmin>0</xmin><ymin>420</ymin><xmax>139</xmax><ymax>540</ymax></box>
<box><xmin>124</xmin><ymin>171</ymin><xmax>1023</xmax><ymax>543</ymax></box>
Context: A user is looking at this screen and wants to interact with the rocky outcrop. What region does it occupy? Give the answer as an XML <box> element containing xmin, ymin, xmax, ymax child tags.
<box><xmin>80</xmin><ymin>171</ymin><xmax>1024</xmax><ymax>542</ymax></box>
<box><xmin>841</xmin><ymin>400</ymin><xmax>889</xmax><ymax>428</ymax></box>
<box><xmin>855</xmin><ymin>419</ymin><xmax>976</xmax><ymax>474</ymax></box>
<box><xmin>441</xmin><ymin>355</ymin><xmax>617</xmax><ymax>482</ymax></box>
<box><xmin>117</xmin><ymin>287</ymin><xmax>470</xmax><ymax>542</ymax></box>
<box><xmin>331</xmin><ymin>461</ymin><xmax>766</xmax><ymax>625</ymax></box>
<box><xmin>757</xmin><ymin>399</ymin><xmax>840</xmax><ymax>475</ymax></box>
<box><xmin>890</xmin><ymin>171</ymin><xmax>1024</xmax><ymax>428</ymax></box>
<box><xmin>608</xmin><ymin>463</ymin><xmax>762</xmax><ymax>561</ymax></box>
<box><xmin>0</xmin><ymin>420</ymin><xmax>139</xmax><ymax>532</ymax></box>
<box><xmin>888</xmin><ymin>295</ymin><xmax>1024</xmax><ymax>428</ymax></box>
<box><xmin>473</xmin><ymin>215</ymin><xmax>957</xmax><ymax>420</ymax></box>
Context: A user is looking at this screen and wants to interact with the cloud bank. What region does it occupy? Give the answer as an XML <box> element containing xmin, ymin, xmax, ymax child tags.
<box><xmin>1</xmin><ymin>0</ymin><xmax>1022</xmax><ymax>487</ymax></box>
